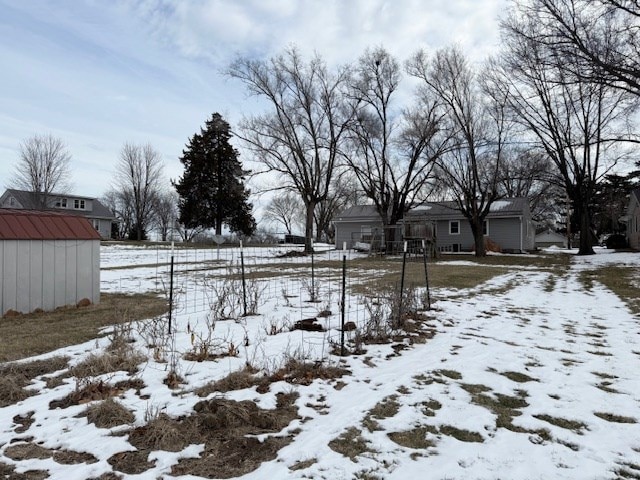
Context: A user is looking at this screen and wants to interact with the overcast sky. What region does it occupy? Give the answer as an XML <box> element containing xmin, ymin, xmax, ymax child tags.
<box><xmin>0</xmin><ymin>0</ymin><xmax>508</xmax><ymax>201</ymax></box>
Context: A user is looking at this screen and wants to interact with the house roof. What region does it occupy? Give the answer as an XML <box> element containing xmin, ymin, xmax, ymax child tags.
<box><xmin>334</xmin><ymin>205</ymin><xmax>380</xmax><ymax>222</ymax></box>
<box><xmin>409</xmin><ymin>198</ymin><xmax>530</xmax><ymax>219</ymax></box>
<box><xmin>3</xmin><ymin>189</ymin><xmax>116</xmax><ymax>220</ymax></box>
<box><xmin>535</xmin><ymin>229</ymin><xmax>566</xmax><ymax>242</ymax></box>
<box><xmin>0</xmin><ymin>209</ymin><xmax>101</xmax><ymax>240</ymax></box>
<box><xmin>335</xmin><ymin>198</ymin><xmax>530</xmax><ymax>222</ymax></box>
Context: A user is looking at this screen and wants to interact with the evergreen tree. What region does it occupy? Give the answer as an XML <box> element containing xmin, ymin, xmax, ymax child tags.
<box><xmin>174</xmin><ymin>113</ymin><xmax>256</xmax><ymax>237</ymax></box>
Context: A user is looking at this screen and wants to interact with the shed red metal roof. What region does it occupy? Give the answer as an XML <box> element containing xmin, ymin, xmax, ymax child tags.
<box><xmin>0</xmin><ymin>209</ymin><xmax>101</xmax><ymax>240</ymax></box>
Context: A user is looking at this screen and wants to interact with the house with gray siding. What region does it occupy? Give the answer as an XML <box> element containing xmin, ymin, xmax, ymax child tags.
<box><xmin>333</xmin><ymin>205</ymin><xmax>387</xmax><ymax>250</ymax></box>
<box><xmin>0</xmin><ymin>189</ymin><xmax>116</xmax><ymax>239</ymax></box>
<box><xmin>0</xmin><ymin>209</ymin><xmax>101</xmax><ymax>316</ymax></box>
<box><xmin>334</xmin><ymin>198</ymin><xmax>536</xmax><ymax>253</ymax></box>
<box><xmin>624</xmin><ymin>188</ymin><xmax>640</xmax><ymax>250</ymax></box>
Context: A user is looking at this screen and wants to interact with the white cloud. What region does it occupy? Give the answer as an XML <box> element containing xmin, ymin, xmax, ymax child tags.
<box><xmin>0</xmin><ymin>0</ymin><xmax>509</xmax><ymax>198</ymax></box>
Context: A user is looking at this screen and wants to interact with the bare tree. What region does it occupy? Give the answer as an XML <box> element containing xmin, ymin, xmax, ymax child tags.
<box><xmin>263</xmin><ymin>192</ymin><xmax>304</xmax><ymax>236</ymax></box>
<box><xmin>228</xmin><ymin>47</ymin><xmax>355</xmax><ymax>252</ymax></box>
<box><xmin>113</xmin><ymin>143</ymin><xmax>164</xmax><ymax>241</ymax></box>
<box><xmin>102</xmin><ymin>188</ymin><xmax>134</xmax><ymax>239</ymax></box>
<box><xmin>498</xmin><ymin>9</ymin><xmax>637</xmax><ymax>254</ymax></box>
<box><xmin>497</xmin><ymin>149</ymin><xmax>561</xmax><ymax>225</ymax></box>
<box><xmin>11</xmin><ymin>134</ymin><xmax>72</xmax><ymax>209</ymax></box>
<box><xmin>153</xmin><ymin>189</ymin><xmax>178</xmax><ymax>242</ymax></box>
<box><xmin>408</xmin><ymin>46</ymin><xmax>510</xmax><ymax>256</ymax></box>
<box><xmin>314</xmin><ymin>173</ymin><xmax>364</xmax><ymax>242</ymax></box>
<box><xmin>346</xmin><ymin>47</ymin><xmax>449</xmax><ymax>250</ymax></box>
<box><xmin>509</xmin><ymin>0</ymin><xmax>640</xmax><ymax>96</ymax></box>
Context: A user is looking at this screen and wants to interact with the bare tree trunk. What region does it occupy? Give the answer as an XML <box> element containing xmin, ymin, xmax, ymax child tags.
<box><xmin>471</xmin><ymin>221</ymin><xmax>486</xmax><ymax>256</ymax></box>
<box><xmin>304</xmin><ymin>201</ymin><xmax>315</xmax><ymax>253</ymax></box>
<box><xmin>578</xmin><ymin>205</ymin><xmax>595</xmax><ymax>255</ymax></box>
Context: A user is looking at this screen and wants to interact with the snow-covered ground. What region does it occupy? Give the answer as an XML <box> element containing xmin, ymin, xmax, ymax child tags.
<box><xmin>1</xmin><ymin>245</ymin><xmax>639</xmax><ymax>479</ymax></box>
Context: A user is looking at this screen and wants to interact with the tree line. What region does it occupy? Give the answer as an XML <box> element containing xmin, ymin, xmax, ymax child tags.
<box><xmin>8</xmin><ymin>0</ymin><xmax>640</xmax><ymax>255</ymax></box>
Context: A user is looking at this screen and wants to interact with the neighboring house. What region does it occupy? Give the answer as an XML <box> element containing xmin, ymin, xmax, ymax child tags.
<box><xmin>0</xmin><ymin>209</ymin><xmax>101</xmax><ymax>316</ymax></box>
<box><xmin>333</xmin><ymin>205</ymin><xmax>387</xmax><ymax>250</ymax></box>
<box><xmin>334</xmin><ymin>198</ymin><xmax>536</xmax><ymax>253</ymax></box>
<box><xmin>625</xmin><ymin>187</ymin><xmax>640</xmax><ymax>250</ymax></box>
<box><xmin>0</xmin><ymin>189</ymin><xmax>116</xmax><ymax>239</ymax></box>
<box><xmin>535</xmin><ymin>229</ymin><xmax>568</xmax><ymax>249</ymax></box>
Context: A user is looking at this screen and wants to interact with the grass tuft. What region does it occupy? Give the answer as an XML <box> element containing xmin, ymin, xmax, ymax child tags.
<box><xmin>329</xmin><ymin>427</ymin><xmax>375</xmax><ymax>461</ymax></box>
<box><xmin>594</xmin><ymin>412</ymin><xmax>637</xmax><ymax>424</ymax></box>
<box><xmin>86</xmin><ymin>397</ymin><xmax>136</xmax><ymax>428</ymax></box>
<box><xmin>388</xmin><ymin>426</ymin><xmax>437</xmax><ymax>449</ymax></box>
<box><xmin>533</xmin><ymin>414</ymin><xmax>588</xmax><ymax>433</ymax></box>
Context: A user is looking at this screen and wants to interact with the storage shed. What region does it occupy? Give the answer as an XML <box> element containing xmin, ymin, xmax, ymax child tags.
<box><xmin>0</xmin><ymin>209</ymin><xmax>100</xmax><ymax>316</ymax></box>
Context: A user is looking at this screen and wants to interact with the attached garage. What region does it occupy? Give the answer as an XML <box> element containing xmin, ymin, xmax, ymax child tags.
<box><xmin>0</xmin><ymin>209</ymin><xmax>100</xmax><ymax>316</ymax></box>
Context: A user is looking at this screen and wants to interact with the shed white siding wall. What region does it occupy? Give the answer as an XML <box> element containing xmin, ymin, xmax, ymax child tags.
<box><xmin>1</xmin><ymin>239</ymin><xmax>99</xmax><ymax>314</ymax></box>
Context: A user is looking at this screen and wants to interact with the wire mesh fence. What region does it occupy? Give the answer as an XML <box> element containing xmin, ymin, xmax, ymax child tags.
<box><xmin>102</xmin><ymin>240</ymin><xmax>434</xmax><ymax>359</ymax></box>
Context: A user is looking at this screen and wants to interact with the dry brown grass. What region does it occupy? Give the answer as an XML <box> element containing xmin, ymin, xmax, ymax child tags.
<box><xmin>71</xmin><ymin>348</ymin><xmax>146</xmax><ymax>379</ymax></box>
<box><xmin>329</xmin><ymin>427</ymin><xmax>376</xmax><ymax>461</ymax></box>
<box><xmin>4</xmin><ymin>442</ymin><xmax>98</xmax><ymax>465</ymax></box>
<box><xmin>594</xmin><ymin>412</ymin><xmax>637</xmax><ymax>424</ymax></box>
<box><xmin>388</xmin><ymin>425</ymin><xmax>437</xmax><ymax>449</ymax></box>
<box><xmin>0</xmin><ymin>356</ymin><xmax>69</xmax><ymax>407</ymax></box>
<box><xmin>0</xmin><ymin>293</ymin><xmax>168</xmax><ymax>362</ymax></box>
<box><xmin>123</xmin><ymin>394</ymin><xmax>299</xmax><ymax>478</ymax></box>
<box><xmin>580</xmin><ymin>266</ymin><xmax>640</xmax><ymax>315</ymax></box>
<box><xmin>196</xmin><ymin>365</ymin><xmax>259</xmax><ymax>396</ymax></box>
<box><xmin>85</xmin><ymin>397</ymin><xmax>136</xmax><ymax>428</ymax></box>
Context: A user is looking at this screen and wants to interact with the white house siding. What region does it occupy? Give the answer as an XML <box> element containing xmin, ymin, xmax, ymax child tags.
<box><xmin>0</xmin><ymin>239</ymin><xmax>100</xmax><ymax>315</ymax></box>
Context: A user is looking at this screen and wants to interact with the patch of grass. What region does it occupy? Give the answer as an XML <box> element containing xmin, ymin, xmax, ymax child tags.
<box><xmin>266</xmin><ymin>358</ymin><xmax>349</xmax><ymax>389</ymax></box>
<box><xmin>596</xmin><ymin>381</ymin><xmax>620</xmax><ymax>394</ymax></box>
<box><xmin>533</xmin><ymin>414</ymin><xmax>588</xmax><ymax>433</ymax></box>
<box><xmin>289</xmin><ymin>458</ymin><xmax>317</xmax><ymax>471</ymax></box>
<box><xmin>0</xmin><ymin>293</ymin><xmax>168</xmax><ymax>362</ymax></box>
<box><xmin>460</xmin><ymin>383</ymin><xmax>492</xmax><ymax>394</ymax></box>
<box><xmin>581</xmin><ymin>266</ymin><xmax>640</xmax><ymax>316</ymax></box>
<box><xmin>420</xmin><ymin>399</ymin><xmax>442</xmax><ymax>417</ymax></box>
<box><xmin>615</xmin><ymin>463</ymin><xmax>640</xmax><ymax>479</ymax></box>
<box><xmin>594</xmin><ymin>412</ymin><xmax>637</xmax><ymax>424</ymax></box>
<box><xmin>499</xmin><ymin>371</ymin><xmax>538</xmax><ymax>383</ymax></box>
<box><xmin>439</xmin><ymin>425</ymin><xmax>484</xmax><ymax>443</ymax></box>
<box><xmin>71</xmin><ymin>347</ymin><xmax>146</xmax><ymax>379</ymax></box>
<box><xmin>4</xmin><ymin>442</ymin><xmax>97</xmax><ymax>465</ymax></box>
<box><xmin>436</xmin><ymin>369</ymin><xmax>462</xmax><ymax>380</ymax></box>
<box><xmin>329</xmin><ymin>427</ymin><xmax>376</xmax><ymax>461</ymax></box>
<box><xmin>363</xmin><ymin>395</ymin><xmax>400</xmax><ymax>432</ymax></box>
<box><xmin>85</xmin><ymin>397</ymin><xmax>135</xmax><ymax>428</ymax></box>
<box><xmin>0</xmin><ymin>356</ymin><xmax>69</xmax><ymax>407</ymax></box>
<box><xmin>196</xmin><ymin>365</ymin><xmax>259</xmax><ymax>396</ymax></box>
<box><xmin>0</xmin><ymin>461</ymin><xmax>48</xmax><ymax>480</ymax></box>
<box><xmin>388</xmin><ymin>426</ymin><xmax>437</xmax><ymax>449</ymax></box>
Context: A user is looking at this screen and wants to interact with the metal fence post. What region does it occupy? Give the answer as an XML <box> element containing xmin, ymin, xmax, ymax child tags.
<box><xmin>311</xmin><ymin>239</ymin><xmax>316</xmax><ymax>302</ymax></box>
<box><xmin>398</xmin><ymin>241</ymin><xmax>408</xmax><ymax>325</ymax></box>
<box><xmin>240</xmin><ymin>240</ymin><xmax>247</xmax><ymax>316</ymax></box>
<box><xmin>341</xmin><ymin>242</ymin><xmax>347</xmax><ymax>356</ymax></box>
<box><xmin>422</xmin><ymin>239</ymin><xmax>431</xmax><ymax>310</ymax></box>
<box><xmin>168</xmin><ymin>242</ymin><xmax>174</xmax><ymax>335</ymax></box>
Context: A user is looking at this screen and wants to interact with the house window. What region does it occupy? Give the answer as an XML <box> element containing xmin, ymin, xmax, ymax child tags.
<box><xmin>74</xmin><ymin>199</ymin><xmax>85</xmax><ymax>209</ymax></box>
<box><xmin>361</xmin><ymin>226</ymin><xmax>372</xmax><ymax>242</ymax></box>
<box><xmin>483</xmin><ymin>219</ymin><xmax>489</xmax><ymax>236</ymax></box>
<box><xmin>55</xmin><ymin>198</ymin><xmax>68</xmax><ymax>208</ymax></box>
<box><xmin>92</xmin><ymin>219</ymin><xmax>100</xmax><ymax>231</ymax></box>
<box><xmin>9</xmin><ymin>196</ymin><xmax>15</xmax><ymax>206</ymax></box>
<box><xmin>449</xmin><ymin>220</ymin><xmax>460</xmax><ymax>235</ymax></box>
